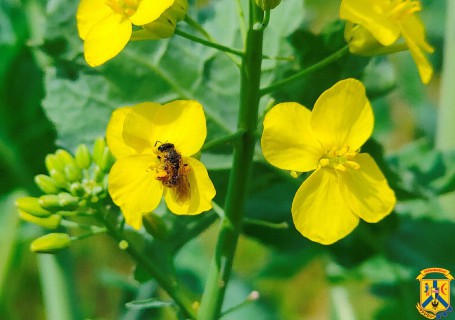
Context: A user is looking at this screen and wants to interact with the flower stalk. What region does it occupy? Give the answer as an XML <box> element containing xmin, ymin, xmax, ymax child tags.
<box><xmin>97</xmin><ymin>206</ymin><xmax>198</xmax><ymax>319</ymax></box>
<box><xmin>197</xmin><ymin>1</ymin><xmax>264</xmax><ymax>318</ymax></box>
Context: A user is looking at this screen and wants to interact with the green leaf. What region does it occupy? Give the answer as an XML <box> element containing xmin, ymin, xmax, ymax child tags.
<box><xmin>125</xmin><ymin>298</ymin><xmax>174</xmax><ymax>310</ymax></box>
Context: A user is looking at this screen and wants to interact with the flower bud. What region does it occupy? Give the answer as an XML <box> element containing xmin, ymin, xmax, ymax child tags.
<box><xmin>45</xmin><ymin>154</ymin><xmax>65</xmax><ymax>173</ymax></box>
<box><xmin>19</xmin><ymin>210</ymin><xmax>62</xmax><ymax>229</ymax></box>
<box><xmin>99</xmin><ymin>148</ymin><xmax>115</xmax><ymax>172</ymax></box>
<box><xmin>30</xmin><ymin>233</ymin><xmax>71</xmax><ymax>253</ymax></box>
<box><xmin>35</xmin><ymin>174</ymin><xmax>60</xmax><ymax>194</ymax></box>
<box><xmin>255</xmin><ymin>0</ymin><xmax>281</xmax><ymax>10</ymax></box>
<box><xmin>55</xmin><ymin>149</ymin><xmax>76</xmax><ymax>167</ymax></box>
<box><xmin>64</xmin><ymin>164</ymin><xmax>83</xmax><ymax>182</ymax></box>
<box><xmin>39</xmin><ymin>193</ymin><xmax>78</xmax><ymax>212</ymax></box>
<box><xmin>58</xmin><ymin>193</ymin><xmax>79</xmax><ymax>211</ymax></box>
<box><xmin>16</xmin><ymin>197</ymin><xmax>52</xmax><ymax>217</ymax></box>
<box><xmin>38</xmin><ymin>195</ymin><xmax>62</xmax><ymax>211</ymax></box>
<box><xmin>93</xmin><ymin>138</ymin><xmax>106</xmax><ymax>168</ymax></box>
<box><xmin>49</xmin><ymin>169</ymin><xmax>68</xmax><ymax>188</ymax></box>
<box><xmin>69</xmin><ymin>182</ymin><xmax>85</xmax><ymax>197</ymax></box>
<box><xmin>75</xmin><ymin>144</ymin><xmax>91</xmax><ymax>169</ymax></box>
<box><xmin>93</xmin><ymin>166</ymin><xmax>104</xmax><ymax>183</ymax></box>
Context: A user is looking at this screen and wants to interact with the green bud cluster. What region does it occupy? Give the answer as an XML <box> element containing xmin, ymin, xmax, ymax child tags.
<box><xmin>16</xmin><ymin>137</ymin><xmax>115</xmax><ymax>253</ymax></box>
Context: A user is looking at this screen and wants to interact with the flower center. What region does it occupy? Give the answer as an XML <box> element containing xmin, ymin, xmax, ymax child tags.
<box><xmin>387</xmin><ymin>0</ymin><xmax>421</xmax><ymax>21</ymax></box>
<box><xmin>318</xmin><ymin>145</ymin><xmax>360</xmax><ymax>172</ymax></box>
<box><xmin>105</xmin><ymin>0</ymin><xmax>139</xmax><ymax>17</ymax></box>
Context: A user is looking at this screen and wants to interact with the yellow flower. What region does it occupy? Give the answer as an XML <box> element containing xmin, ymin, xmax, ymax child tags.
<box><xmin>261</xmin><ymin>79</ymin><xmax>396</xmax><ymax>245</ymax></box>
<box><xmin>106</xmin><ymin>100</ymin><xmax>216</xmax><ymax>230</ymax></box>
<box><xmin>340</xmin><ymin>0</ymin><xmax>434</xmax><ymax>84</ymax></box>
<box><xmin>76</xmin><ymin>0</ymin><xmax>187</xmax><ymax>67</ymax></box>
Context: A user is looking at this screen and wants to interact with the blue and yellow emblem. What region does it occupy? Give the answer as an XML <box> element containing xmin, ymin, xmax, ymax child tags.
<box><xmin>417</xmin><ymin>268</ymin><xmax>453</xmax><ymax>319</ymax></box>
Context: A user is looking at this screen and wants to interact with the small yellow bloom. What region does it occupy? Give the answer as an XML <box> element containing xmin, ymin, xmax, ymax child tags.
<box><xmin>340</xmin><ymin>0</ymin><xmax>434</xmax><ymax>84</ymax></box>
<box><xmin>261</xmin><ymin>79</ymin><xmax>396</xmax><ymax>245</ymax></box>
<box><xmin>76</xmin><ymin>0</ymin><xmax>187</xmax><ymax>67</ymax></box>
<box><xmin>106</xmin><ymin>100</ymin><xmax>216</xmax><ymax>230</ymax></box>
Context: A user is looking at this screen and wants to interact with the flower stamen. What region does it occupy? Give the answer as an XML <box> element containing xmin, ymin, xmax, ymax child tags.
<box><xmin>318</xmin><ymin>145</ymin><xmax>360</xmax><ymax>171</ymax></box>
<box><xmin>105</xmin><ymin>0</ymin><xmax>139</xmax><ymax>17</ymax></box>
<box><xmin>388</xmin><ymin>0</ymin><xmax>421</xmax><ymax>20</ymax></box>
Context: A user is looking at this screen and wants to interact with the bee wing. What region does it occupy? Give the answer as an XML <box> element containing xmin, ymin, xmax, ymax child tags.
<box><xmin>174</xmin><ymin>175</ymin><xmax>191</xmax><ymax>206</ymax></box>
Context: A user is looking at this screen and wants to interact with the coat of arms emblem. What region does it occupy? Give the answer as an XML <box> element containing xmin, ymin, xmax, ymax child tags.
<box><xmin>417</xmin><ymin>268</ymin><xmax>453</xmax><ymax>319</ymax></box>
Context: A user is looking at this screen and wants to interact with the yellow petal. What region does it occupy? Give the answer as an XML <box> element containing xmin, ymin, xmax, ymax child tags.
<box><xmin>339</xmin><ymin>153</ymin><xmax>396</xmax><ymax>223</ymax></box>
<box><xmin>108</xmin><ymin>154</ymin><xmax>163</xmax><ymax>227</ymax></box>
<box><xmin>311</xmin><ymin>78</ymin><xmax>373</xmax><ymax>151</ymax></box>
<box><xmin>121</xmin><ymin>207</ymin><xmax>144</xmax><ymax>230</ymax></box>
<box><xmin>261</xmin><ymin>102</ymin><xmax>324</xmax><ymax>172</ymax></box>
<box><xmin>292</xmin><ymin>168</ymin><xmax>359</xmax><ymax>245</ymax></box>
<box><xmin>151</xmin><ymin>100</ymin><xmax>207</xmax><ymax>156</ymax></box>
<box><xmin>106</xmin><ymin>107</ymin><xmax>137</xmax><ymax>159</ymax></box>
<box><xmin>83</xmin><ymin>13</ymin><xmax>132</xmax><ymax>67</ymax></box>
<box><xmin>76</xmin><ymin>0</ymin><xmax>113</xmax><ymax>40</ymax></box>
<box><xmin>164</xmin><ymin>157</ymin><xmax>215</xmax><ymax>215</ymax></box>
<box><xmin>130</xmin><ymin>0</ymin><xmax>174</xmax><ymax>26</ymax></box>
<box><xmin>400</xmin><ymin>15</ymin><xmax>434</xmax><ymax>84</ymax></box>
<box><xmin>340</xmin><ymin>0</ymin><xmax>400</xmax><ymax>46</ymax></box>
<box><xmin>122</xmin><ymin>102</ymin><xmax>161</xmax><ymax>154</ymax></box>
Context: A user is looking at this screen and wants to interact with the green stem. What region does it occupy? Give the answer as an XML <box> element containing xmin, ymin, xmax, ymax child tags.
<box><xmin>197</xmin><ymin>2</ymin><xmax>264</xmax><ymax>319</ymax></box>
<box><xmin>260</xmin><ymin>45</ymin><xmax>349</xmax><ymax>96</ymax></box>
<box><xmin>184</xmin><ymin>15</ymin><xmax>212</xmax><ymax>40</ymax></box>
<box><xmin>436</xmin><ymin>0</ymin><xmax>455</xmax><ymax>150</ymax></box>
<box><xmin>201</xmin><ymin>130</ymin><xmax>245</xmax><ymax>151</ymax></box>
<box><xmin>98</xmin><ymin>209</ymin><xmax>197</xmax><ymax>319</ymax></box>
<box><xmin>174</xmin><ymin>29</ymin><xmax>245</xmax><ymax>57</ymax></box>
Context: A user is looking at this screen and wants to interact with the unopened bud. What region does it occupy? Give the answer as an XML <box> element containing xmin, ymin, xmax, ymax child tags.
<box><xmin>58</xmin><ymin>193</ymin><xmax>79</xmax><ymax>211</ymax></box>
<box><xmin>64</xmin><ymin>164</ymin><xmax>82</xmax><ymax>182</ymax></box>
<box><xmin>45</xmin><ymin>154</ymin><xmax>65</xmax><ymax>173</ymax></box>
<box><xmin>93</xmin><ymin>166</ymin><xmax>104</xmax><ymax>183</ymax></box>
<box><xmin>255</xmin><ymin>0</ymin><xmax>281</xmax><ymax>10</ymax></box>
<box><xmin>75</xmin><ymin>144</ymin><xmax>92</xmax><ymax>169</ymax></box>
<box><xmin>142</xmin><ymin>212</ymin><xmax>169</xmax><ymax>240</ymax></box>
<box><xmin>19</xmin><ymin>210</ymin><xmax>62</xmax><ymax>229</ymax></box>
<box><xmin>49</xmin><ymin>169</ymin><xmax>68</xmax><ymax>188</ymax></box>
<box><xmin>100</xmin><ymin>148</ymin><xmax>115</xmax><ymax>172</ymax></box>
<box><xmin>69</xmin><ymin>182</ymin><xmax>85</xmax><ymax>197</ymax></box>
<box><xmin>30</xmin><ymin>233</ymin><xmax>71</xmax><ymax>253</ymax></box>
<box><xmin>55</xmin><ymin>149</ymin><xmax>76</xmax><ymax>167</ymax></box>
<box><xmin>39</xmin><ymin>193</ymin><xmax>78</xmax><ymax>212</ymax></box>
<box><xmin>118</xmin><ymin>240</ymin><xmax>129</xmax><ymax>250</ymax></box>
<box><xmin>16</xmin><ymin>197</ymin><xmax>52</xmax><ymax>217</ymax></box>
<box><xmin>39</xmin><ymin>195</ymin><xmax>62</xmax><ymax>211</ymax></box>
<box><xmin>93</xmin><ymin>138</ymin><xmax>106</xmax><ymax>168</ymax></box>
<box><xmin>35</xmin><ymin>174</ymin><xmax>60</xmax><ymax>194</ymax></box>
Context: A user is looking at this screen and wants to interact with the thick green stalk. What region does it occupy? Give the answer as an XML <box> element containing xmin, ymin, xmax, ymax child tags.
<box><xmin>197</xmin><ymin>3</ymin><xmax>264</xmax><ymax>319</ymax></box>
<box><xmin>436</xmin><ymin>0</ymin><xmax>455</xmax><ymax>150</ymax></box>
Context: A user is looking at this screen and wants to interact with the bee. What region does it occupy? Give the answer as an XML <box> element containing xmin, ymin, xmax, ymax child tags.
<box><xmin>155</xmin><ymin>142</ymin><xmax>191</xmax><ymax>205</ymax></box>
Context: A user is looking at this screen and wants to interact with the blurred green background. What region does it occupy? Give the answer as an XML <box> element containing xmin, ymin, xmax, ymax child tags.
<box><xmin>1</xmin><ymin>0</ymin><xmax>454</xmax><ymax>319</ymax></box>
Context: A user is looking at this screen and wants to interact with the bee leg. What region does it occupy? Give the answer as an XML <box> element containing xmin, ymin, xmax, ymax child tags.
<box><xmin>183</xmin><ymin>163</ymin><xmax>191</xmax><ymax>173</ymax></box>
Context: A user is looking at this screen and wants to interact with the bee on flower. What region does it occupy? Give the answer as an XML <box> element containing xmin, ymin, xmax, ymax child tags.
<box><xmin>76</xmin><ymin>0</ymin><xmax>188</xmax><ymax>67</ymax></box>
<box><xmin>106</xmin><ymin>100</ymin><xmax>216</xmax><ymax>230</ymax></box>
<box><xmin>261</xmin><ymin>78</ymin><xmax>396</xmax><ymax>245</ymax></box>
<box><xmin>340</xmin><ymin>0</ymin><xmax>434</xmax><ymax>84</ymax></box>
